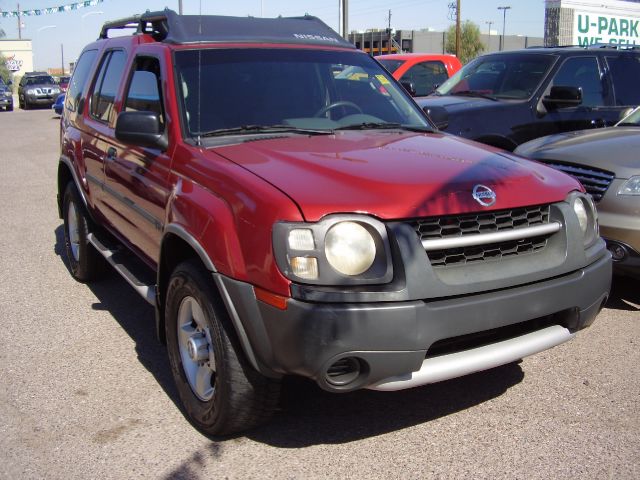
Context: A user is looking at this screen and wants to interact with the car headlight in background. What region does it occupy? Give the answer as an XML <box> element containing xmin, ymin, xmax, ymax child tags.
<box><xmin>618</xmin><ymin>176</ymin><xmax>640</xmax><ymax>195</ymax></box>
<box><xmin>26</xmin><ymin>88</ymin><xmax>36</xmax><ymax>95</ymax></box>
<box><xmin>52</xmin><ymin>87</ymin><xmax>61</xmax><ymax>94</ymax></box>
<box><xmin>571</xmin><ymin>194</ymin><xmax>598</xmax><ymax>247</ymax></box>
<box><xmin>274</xmin><ymin>216</ymin><xmax>393</xmax><ymax>285</ymax></box>
<box><xmin>4</xmin><ymin>91</ymin><xmax>11</xmax><ymax>97</ymax></box>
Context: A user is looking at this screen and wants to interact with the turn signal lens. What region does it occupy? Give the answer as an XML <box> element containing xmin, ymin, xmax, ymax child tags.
<box><xmin>290</xmin><ymin>257</ymin><xmax>318</xmax><ymax>280</ymax></box>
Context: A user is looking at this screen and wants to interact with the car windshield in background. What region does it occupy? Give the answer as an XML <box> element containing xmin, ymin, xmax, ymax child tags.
<box><xmin>617</xmin><ymin>107</ymin><xmax>640</xmax><ymax>126</ymax></box>
<box><xmin>377</xmin><ymin>59</ymin><xmax>404</xmax><ymax>74</ymax></box>
<box><xmin>26</xmin><ymin>76</ymin><xmax>55</xmax><ymax>85</ymax></box>
<box><xmin>436</xmin><ymin>53</ymin><xmax>555</xmax><ymax>100</ymax></box>
<box><xmin>175</xmin><ymin>48</ymin><xmax>430</xmax><ymax>136</ymax></box>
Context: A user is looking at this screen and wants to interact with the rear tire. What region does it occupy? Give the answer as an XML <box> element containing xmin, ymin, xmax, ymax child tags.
<box><xmin>165</xmin><ymin>260</ymin><xmax>281</xmax><ymax>435</ymax></box>
<box><xmin>62</xmin><ymin>183</ymin><xmax>105</xmax><ymax>282</ymax></box>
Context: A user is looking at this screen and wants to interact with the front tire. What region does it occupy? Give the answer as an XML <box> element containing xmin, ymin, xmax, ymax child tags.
<box><xmin>62</xmin><ymin>183</ymin><xmax>104</xmax><ymax>282</ymax></box>
<box><xmin>165</xmin><ymin>260</ymin><xmax>281</xmax><ymax>435</ymax></box>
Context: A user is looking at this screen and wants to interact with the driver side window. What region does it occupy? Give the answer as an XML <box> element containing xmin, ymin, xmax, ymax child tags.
<box><xmin>551</xmin><ymin>57</ymin><xmax>604</xmax><ymax>107</ymax></box>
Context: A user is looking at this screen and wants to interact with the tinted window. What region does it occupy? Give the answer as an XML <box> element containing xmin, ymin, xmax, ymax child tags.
<box><xmin>124</xmin><ymin>57</ymin><xmax>164</xmax><ymax>127</ymax></box>
<box><xmin>175</xmin><ymin>48</ymin><xmax>429</xmax><ymax>135</ymax></box>
<box><xmin>400</xmin><ymin>61</ymin><xmax>448</xmax><ymax>96</ymax></box>
<box><xmin>377</xmin><ymin>59</ymin><xmax>404</xmax><ymax>73</ymax></box>
<box><xmin>437</xmin><ymin>53</ymin><xmax>554</xmax><ymax>100</ymax></box>
<box><xmin>551</xmin><ymin>56</ymin><xmax>603</xmax><ymax>107</ymax></box>
<box><xmin>66</xmin><ymin>49</ymin><xmax>98</xmax><ymax>113</ymax></box>
<box><xmin>606</xmin><ymin>55</ymin><xmax>640</xmax><ymax>106</ymax></box>
<box><xmin>90</xmin><ymin>50</ymin><xmax>127</xmax><ymax>123</ymax></box>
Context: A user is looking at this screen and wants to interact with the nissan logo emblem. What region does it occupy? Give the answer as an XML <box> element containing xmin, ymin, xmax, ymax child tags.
<box><xmin>472</xmin><ymin>184</ymin><xmax>497</xmax><ymax>207</ymax></box>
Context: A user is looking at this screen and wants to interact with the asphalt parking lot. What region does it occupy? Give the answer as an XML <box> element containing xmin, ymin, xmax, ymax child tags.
<box><xmin>0</xmin><ymin>107</ymin><xmax>638</xmax><ymax>479</ymax></box>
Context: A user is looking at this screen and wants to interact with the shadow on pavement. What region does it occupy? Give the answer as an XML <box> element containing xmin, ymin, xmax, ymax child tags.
<box><xmin>54</xmin><ymin>224</ymin><xmax>525</xmax><ymax>445</ymax></box>
<box><xmin>54</xmin><ymin>225</ymin><xmax>181</xmax><ymax>409</ymax></box>
<box><xmin>605</xmin><ymin>275</ymin><xmax>640</xmax><ymax>312</ymax></box>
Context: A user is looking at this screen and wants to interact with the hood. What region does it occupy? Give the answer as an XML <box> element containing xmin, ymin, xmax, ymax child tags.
<box><xmin>515</xmin><ymin>127</ymin><xmax>640</xmax><ymax>179</ymax></box>
<box><xmin>416</xmin><ymin>94</ymin><xmax>497</xmax><ymax>112</ymax></box>
<box><xmin>212</xmin><ymin>131</ymin><xmax>580</xmax><ymax>221</ymax></box>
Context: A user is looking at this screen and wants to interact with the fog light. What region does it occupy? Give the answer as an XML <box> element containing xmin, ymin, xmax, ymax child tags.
<box><xmin>290</xmin><ymin>256</ymin><xmax>318</xmax><ymax>279</ymax></box>
<box><xmin>608</xmin><ymin>243</ymin><xmax>627</xmax><ymax>262</ymax></box>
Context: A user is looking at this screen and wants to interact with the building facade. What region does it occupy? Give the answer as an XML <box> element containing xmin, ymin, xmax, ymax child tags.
<box><xmin>545</xmin><ymin>0</ymin><xmax>640</xmax><ymax>46</ymax></box>
<box><xmin>0</xmin><ymin>40</ymin><xmax>34</xmax><ymax>78</ymax></box>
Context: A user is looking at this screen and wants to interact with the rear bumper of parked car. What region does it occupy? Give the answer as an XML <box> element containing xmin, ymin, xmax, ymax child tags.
<box><xmin>217</xmin><ymin>252</ymin><xmax>611</xmax><ymax>392</ymax></box>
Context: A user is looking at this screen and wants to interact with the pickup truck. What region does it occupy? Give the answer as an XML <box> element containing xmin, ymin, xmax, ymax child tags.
<box><xmin>57</xmin><ymin>9</ymin><xmax>612</xmax><ymax>435</ymax></box>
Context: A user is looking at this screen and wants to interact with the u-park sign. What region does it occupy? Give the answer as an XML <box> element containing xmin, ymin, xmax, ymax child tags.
<box><xmin>573</xmin><ymin>12</ymin><xmax>640</xmax><ymax>45</ymax></box>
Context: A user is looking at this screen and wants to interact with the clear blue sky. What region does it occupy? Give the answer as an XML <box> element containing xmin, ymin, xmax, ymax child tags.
<box><xmin>0</xmin><ymin>0</ymin><xmax>546</xmax><ymax>70</ymax></box>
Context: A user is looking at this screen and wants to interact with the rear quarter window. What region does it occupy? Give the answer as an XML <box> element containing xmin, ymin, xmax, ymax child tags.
<box><xmin>606</xmin><ymin>55</ymin><xmax>640</xmax><ymax>106</ymax></box>
<box><xmin>66</xmin><ymin>49</ymin><xmax>98</xmax><ymax>113</ymax></box>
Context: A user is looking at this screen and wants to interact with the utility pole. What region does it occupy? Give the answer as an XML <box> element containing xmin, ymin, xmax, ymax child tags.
<box><xmin>17</xmin><ymin>3</ymin><xmax>22</xmax><ymax>40</ymax></box>
<box><xmin>485</xmin><ymin>20</ymin><xmax>494</xmax><ymax>36</ymax></box>
<box><xmin>498</xmin><ymin>6</ymin><xmax>511</xmax><ymax>51</ymax></box>
<box><xmin>340</xmin><ymin>0</ymin><xmax>349</xmax><ymax>40</ymax></box>
<box><xmin>178</xmin><ymin>0</ymin><xmax>183</xmax><ymax>15</ymax></box>
<box><xmin>455</xmin><ymin>0</ymin><xmax>461</xmax><ymax>59</ymax></box>
<box><xmin>387</xmin><ymin>9</ymin><xmax>392</xmax><ymax>55</ymax></box>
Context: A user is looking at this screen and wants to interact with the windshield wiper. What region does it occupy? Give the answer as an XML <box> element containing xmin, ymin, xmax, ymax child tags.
<box><xmin>451</xmin><ymin>90</ymin><xmax>498</xmax><ymax>101</ymax></box>
<box><xmin>335</xmin><ymin>122</ymin><xmax>433</xmax><ymax>132</ymax></box>
<box><xmin>199</xmin><ymin>124</ymin><xmax>332</xmax><ymax>138</ymax></box>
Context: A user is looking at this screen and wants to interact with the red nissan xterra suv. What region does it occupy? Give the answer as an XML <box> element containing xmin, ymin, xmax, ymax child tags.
<box><xmin>57</xmin><ymin>10</ymin><xmax>611</xmax><ymax>435</ymax></box>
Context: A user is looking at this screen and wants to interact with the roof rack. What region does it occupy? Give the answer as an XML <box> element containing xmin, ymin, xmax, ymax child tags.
<box><xmin>98</xmin><ymin>8</ymin><xmax>355</xmax><ymax>49</ymax></box>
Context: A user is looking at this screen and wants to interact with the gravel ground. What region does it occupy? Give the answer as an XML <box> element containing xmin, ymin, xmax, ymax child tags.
<box><xmin>0</xmin><ymin>108</ymin><xmax>638</xmax><ymax>479</ymax></box>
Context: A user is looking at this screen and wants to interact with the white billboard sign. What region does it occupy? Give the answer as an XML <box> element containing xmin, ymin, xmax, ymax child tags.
<box><xmin>573</xmin><ymin>12</ymin><xmax>640</xmax><ymax>45</ymax></box>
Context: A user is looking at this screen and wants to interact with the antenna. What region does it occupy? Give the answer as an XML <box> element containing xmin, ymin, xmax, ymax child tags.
<box><xmin>196</xmin><ymin>0</ymin><xmax>202</xmax><ymax>146</ymax></box>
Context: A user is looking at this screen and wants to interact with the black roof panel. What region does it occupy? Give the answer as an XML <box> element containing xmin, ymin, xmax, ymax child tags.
<box><xmin>99</xmin><ymin>9</ymin><xmax>355</xmax><ymax>49</ymax></box>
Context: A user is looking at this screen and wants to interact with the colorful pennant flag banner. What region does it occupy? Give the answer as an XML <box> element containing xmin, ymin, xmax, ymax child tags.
<box><xmin>1</xmin><ymin>0</ymin><xmax>104</xmax><ymax>18</ymax></box>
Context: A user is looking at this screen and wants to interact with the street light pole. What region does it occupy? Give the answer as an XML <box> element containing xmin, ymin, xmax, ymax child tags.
<box><xmin>497</xmin><ymin>6</ymin><xmax>511</xmax><ymax>51</ymax></box>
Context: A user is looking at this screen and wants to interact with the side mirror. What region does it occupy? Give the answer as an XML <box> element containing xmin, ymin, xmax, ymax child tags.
<box><xmin>423</xmin><ymin>105</ymin><xmax>449</xmax><ymax>130</ymax></box>
<box><xmin>542</xmin><ymin>86</ymin><xmax>582</xmax><ymax>109</ymax></box>
<box><xmin>400</xmin><ymin>80</ymin><xmax>417</xmax><ymax>97</ymax></box>
<box><xmin>115</xmin><ymin>111</ymin><xmax>168</xmax><ymax>151</ymax></box>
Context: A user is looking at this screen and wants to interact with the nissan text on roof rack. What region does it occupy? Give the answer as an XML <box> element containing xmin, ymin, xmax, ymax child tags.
<box><xmin>57</xmin><ymin>9</ymin><xmax>612</xmax><ymax>435</ymax></box>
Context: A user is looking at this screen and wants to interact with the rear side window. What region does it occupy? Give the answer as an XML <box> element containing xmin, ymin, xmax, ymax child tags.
<box><xmin>550</xmin><ymin>56</ymin><xmax>604</xmax><ymax>107</ymax></box>
<box><xmin>66</xmin><ymin>49</ymin><xmax>98</xmax><ymax>113</ymax></box>
<box><xmin>400</xmin><ymin>61</ymin><xmax>448</xmax><ymax>96</ymax></box>
<box><xmin>90</xmin><ymin>50</ymin><xmax>127</xmax><ymax>123</ymax></box>
<box><xmin>606</xmin><ymin>55</ymin><xmax>640</xmax><ymax>106</ymax></box>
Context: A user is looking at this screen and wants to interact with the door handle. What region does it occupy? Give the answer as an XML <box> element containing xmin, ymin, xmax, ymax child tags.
<box><xmin>106</xmin><ymin>146</ymin><xmax>117</xmax><ymax>161</ymax></box>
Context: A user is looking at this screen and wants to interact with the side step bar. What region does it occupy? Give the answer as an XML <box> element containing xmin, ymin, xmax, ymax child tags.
<box><xmin>368</xmin><ymin>325</ymin><xmax>574</xmax><ymax>391</ymax></box>
<box><xmin>87</xmin><ymin>233</ymin><xmax>157</xmax><ymax>306</ymax></box>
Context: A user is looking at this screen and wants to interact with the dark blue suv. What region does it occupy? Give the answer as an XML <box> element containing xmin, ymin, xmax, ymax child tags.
<box><xmin>418</xmin><ymin>46</ymin><xmax>640</xmax><ymax>151</ymax></box>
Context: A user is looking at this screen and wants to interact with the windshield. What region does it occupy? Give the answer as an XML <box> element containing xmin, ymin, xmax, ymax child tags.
<box><xmin>436</xmin><ymin>53</ymin><xmax>555</xmax><ymax>100</ymax></box>
<box><xmin>175</xmin><ymin>48</ymin><xmax>430</xmax><ymax>136</ymax></box>
<box><xmin>25</xmin><ymin>76</ymin><xmax>55</xmax><ymax>85</ymax></box>
<box><xmin>377</xmin><ymin>59</ymin><xmax>404</xmax><ymax>74</ymax></box>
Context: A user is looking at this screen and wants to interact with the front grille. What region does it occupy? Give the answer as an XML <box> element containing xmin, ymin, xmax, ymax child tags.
<box><xmin>411</xmin><ymin>205</ymin><xmax>552</xmax><ymax>267</ymax></box>
<box><xmin>540</xmin><ymin>160</ymin><xmax>615</xmax><ymax>202</ymax></box>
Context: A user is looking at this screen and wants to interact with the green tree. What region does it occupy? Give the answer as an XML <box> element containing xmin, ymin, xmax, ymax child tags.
<box><xmin>0</xmin><ymin>55</ymin><xmax>12</xmax><ymax>84</ymax></box>
<box><xmin>445</xmin><ymin>21</ymin><xmax>484</xmax><ymax>65</ymax></box>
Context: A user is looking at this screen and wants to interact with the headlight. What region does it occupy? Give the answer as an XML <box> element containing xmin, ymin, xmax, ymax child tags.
<box><xmin>325</xmin><ymin>222</ymin><xmax>376</xmax><ymax>275</ymax></box>
<box><xmin>571</xmin><ymin>194</ymin><xmax>597</xmax><ymax>247</ymax></box>
<box><xmin>26</xmin><ymin>88</ymin><xmax>36</xmax><ymax>95</ymax></box>
<box><xmin>53</xmin><ymin>87</ymin><xmax>60</xmax><ymax>93</ymax></box>
<box><xmin>273</xmin><ymin>216</ymin><xmax>393</xmax><ymax>285</ymax></box>
<box><xmin>4</xmin><ymin>91</ymin><xmax>11</xmax><ymax>97</ymax></box>
<box><xmin>573</xmin><ymin>197</ymin><xmax>589</xmax><ymax>234</ymax></box>
<box><xmin>618</xmin><ymin>176</ymin><xmax>640</xmax><ymax>195</ymax></box>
